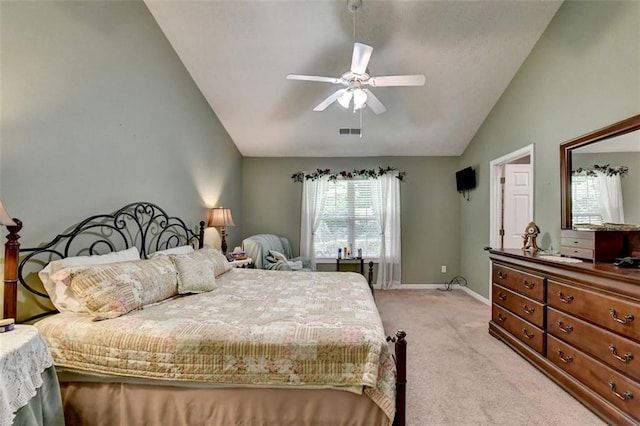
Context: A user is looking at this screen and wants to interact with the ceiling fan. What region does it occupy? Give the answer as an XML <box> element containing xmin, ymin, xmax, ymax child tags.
<box><xmin>287</xmin><ymin>42</ymin><xmax>425</xmax><ymax>114</ymax></box>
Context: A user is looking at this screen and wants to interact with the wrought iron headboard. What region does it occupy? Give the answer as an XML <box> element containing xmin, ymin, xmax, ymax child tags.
<box><xmin>15</xmin><ymin>202</ymin><xmax>205</xmax><ymax>322</ymax></box>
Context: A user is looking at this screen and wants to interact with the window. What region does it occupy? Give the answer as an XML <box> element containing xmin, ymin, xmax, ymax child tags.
<box><xmin>571</xmin><ymin>174</ymin><xmax>602</xmax><ymax>225</ymax></box>
<box><xmin>314</xmin><ymin>179</ymin><xmax>380</xmax><ymax>259</ymax></box>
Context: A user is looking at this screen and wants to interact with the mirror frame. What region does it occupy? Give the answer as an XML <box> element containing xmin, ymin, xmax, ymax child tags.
<box><xmin>560</xmin><ymin>114</ymin><xmax>640</xmax><ymax>229</ymax></box>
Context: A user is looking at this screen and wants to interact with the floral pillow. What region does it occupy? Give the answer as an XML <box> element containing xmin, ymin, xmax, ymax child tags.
<box><xmin>38</xmin><ymin>247</ymin><xmax>141</xmax><ymax>313</ymax></box>
<box><xmin>172</xmin><ymin>251</ymin><xmax>217</xmax><ymax>294</ymax></box>
<box><xmin>200</xmin><ymin>247</ymin><xmax>232</xmax><ymax>277</ymax></box>
<box><xmin>50</xmin><ymin>256</ymin><xmax>178</xmax><ymax>321</ymax></box>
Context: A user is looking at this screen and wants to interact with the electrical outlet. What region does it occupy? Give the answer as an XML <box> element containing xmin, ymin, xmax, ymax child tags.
<box><xmin>441</xmin><ymin>265</ymin><xmax>447</xmax><ymax>273</ymax></box>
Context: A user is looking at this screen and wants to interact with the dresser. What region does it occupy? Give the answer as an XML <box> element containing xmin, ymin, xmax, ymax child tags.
<box><xmin>489</xmin><ymin>249</ymin><xmax>640</xmax><ymax>425</ymax></box>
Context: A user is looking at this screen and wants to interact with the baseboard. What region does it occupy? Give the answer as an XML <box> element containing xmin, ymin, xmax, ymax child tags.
<box><xmin>396</xmin><ymin>284</ymin><xmax>490</xmax><ymax>305</ymax></box>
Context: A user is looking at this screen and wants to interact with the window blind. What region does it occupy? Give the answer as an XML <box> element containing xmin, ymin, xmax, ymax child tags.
<box><xmin>571</xmin><ymin>174</ymin><xmax>603</xmax><ymax>225</ymax></box>
<box><xmin>314</xmin><ymin>179</ymin><xmax>381</xmax><ymax>258</ymax></box>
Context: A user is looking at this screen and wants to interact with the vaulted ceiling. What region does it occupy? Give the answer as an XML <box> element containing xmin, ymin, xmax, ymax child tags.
<box><xmin>144</xmin><ymin>0</ymin><xmax>562</xmax><ymax>157</ymax></box>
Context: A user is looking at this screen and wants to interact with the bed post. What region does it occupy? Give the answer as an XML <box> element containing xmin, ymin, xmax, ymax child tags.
<box><xmin>394</xmin><ymin>330</ymin><xmax>407</xmax><ymax>426</ymax></box>
<box><xmin>198</xmin><ymin>220</ymin><xmax>205</xmax><ymax>249</ymax></box>
<box><xmin>367</xmin><ymin>261</ymin><xmax>374</xmax><ymax>294</ymax></box>
<box><xmin>3</xmin><ymin>219</ymin><xmax>22</xmax><ymax>319</ymax></box>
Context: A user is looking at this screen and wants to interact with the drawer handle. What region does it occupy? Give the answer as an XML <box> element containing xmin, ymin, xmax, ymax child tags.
<box><xmin>557</xmin><ymin>321</ymin><xmax>574</xmax><ymax>333</ymax></box>
<box><xmin>497</xmin><ymin>313</ymin><xmax>507</xmax><ymax>322</ymax></box>
<box><xmin>497</xmin><ymin>271</ymin><xmax>507</xmax><ymax>279</ymax></box>
<box><xmin>608</xmin><ymin>381</ymin><xmax>634</xmax><ymax>401</ymax></box>
<box><xmin>556</xmin><ymin>349</ymin><xmax>573</xmax><ymax>364</ymax></box>
<box><xmin>522</xmin><ymin>304</ymin><xmax>535</xmax><ymax>315</ymax></box>
<box><xmin>557</xmin><ymin>292</ymin><xmax>574</xmax><ymax>304</ymax></box>
<box><xmin>609</xmin><ymin>308</ymin><xmax>635</xmax><ymax>325</ymax></box>
<box><xmin>609</xmin><ymin>344</ymin><xmax>634</xmax><ymax>363</ymax></box>
<box><xmin>522</xmin><ymin>328</ymin><xmax>534</xmax><ymax>340</ymax></box>
<box><xmin>522</xmin><ymin>280</ymin><xmax>535</xmax><ymax>290</ymax></box>
<box><xmin>497</xmin><ymin>292</ymin><xmax>507</xmax><ymax>301</ymax></box>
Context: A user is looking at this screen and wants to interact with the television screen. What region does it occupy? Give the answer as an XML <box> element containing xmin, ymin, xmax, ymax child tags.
<box><xmin>456</xmin><ymin>167</ymin><xmax>476</xmax><ymax>191</ymax></box>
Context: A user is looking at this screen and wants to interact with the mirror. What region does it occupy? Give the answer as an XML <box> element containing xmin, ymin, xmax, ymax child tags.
<box><xmin>560</xmin><ymin>114</ymin><xmax>640</xmax><ymax>229</ymax></box>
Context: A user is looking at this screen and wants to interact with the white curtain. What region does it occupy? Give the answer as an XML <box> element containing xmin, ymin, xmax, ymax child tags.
<box><xmin>371</xmin><ymin>175</ymin><xmax>401</xmax><ymax>289</ymax></box>
<box><xmin>597</xmin><ymin>172</ymin><xmax>625</xmax><ymax>223</ymax></box>
<box><xmin>300</xmin><ymin>178</ymin><xmax>328</xmax><ymax>268</ymax></box>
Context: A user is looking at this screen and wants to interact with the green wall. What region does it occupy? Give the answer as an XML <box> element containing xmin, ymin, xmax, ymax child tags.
<box><xmin>459</xmin><ymin>1</ymin><xmax>640</xmax><ymax>298</ymax></box>
<box><xmin>0</xmin><ymin>1</ymin><xmax>243</xmax><ymax>317</ymax></box>
<box><xmin>242</xmin><ymin>156</ymin><xmax>461</xmax><ymax>285</ymax></box>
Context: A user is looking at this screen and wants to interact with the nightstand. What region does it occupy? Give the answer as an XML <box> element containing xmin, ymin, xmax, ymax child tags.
<box><xmin>229</xmin><ymin>257</ymin><xmax>254</xmax><ymax>268</ymax></box>
<box><xmin>1</xmin><ymin>325</ymin><xmax>64</xmax><ymax>425</ymax></box>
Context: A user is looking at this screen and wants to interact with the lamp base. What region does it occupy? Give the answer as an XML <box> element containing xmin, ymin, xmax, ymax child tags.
<box><xmin>220</xmin><ymin>228</ymin><xmax>228</xmax><ymax>255</ymax></box>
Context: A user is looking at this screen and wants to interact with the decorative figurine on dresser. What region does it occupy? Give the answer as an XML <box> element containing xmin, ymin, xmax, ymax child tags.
<box><xmin>489</xmin><ymin>114</ymin><xmax>640</xmax><ymax>426</ymax></box>
<box><xmin>521</xmin><ymin>221</ymin><xmax>541</xmax><ymax>252</ymax></box>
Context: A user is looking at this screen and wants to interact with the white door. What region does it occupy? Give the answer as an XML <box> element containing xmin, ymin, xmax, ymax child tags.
<box><xmin>503</xmin><ymin>163</ymin><xmax>532</xmax><ymax>248</ymax></box>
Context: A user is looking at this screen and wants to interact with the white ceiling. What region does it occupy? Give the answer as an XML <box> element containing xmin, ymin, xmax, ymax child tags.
<box><xmin>144</xmin><ymin>0</ymin><xmax>562</xmax><ymax>157</ymax></box>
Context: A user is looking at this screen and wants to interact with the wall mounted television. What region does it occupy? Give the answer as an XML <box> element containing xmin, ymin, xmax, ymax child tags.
<box><xmin>456</xmin><ymin>167</ymin><xmax>476</xmax><ymax>192</ymax></box>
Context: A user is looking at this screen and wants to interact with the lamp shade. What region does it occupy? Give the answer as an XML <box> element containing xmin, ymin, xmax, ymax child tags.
<box><xmin>0</xmin><ymin>200</ymin><xmax>16</xmax><ymax>226</ymax></box>
<box><xmin>338</xmin><ymin>90</ymin><xmax>352</xmax><ymax>109</ymax></box>
<box><xmin>209</xmin><ymin>207</ymin><xmax>235</xmax><ymax>227</ymax></box>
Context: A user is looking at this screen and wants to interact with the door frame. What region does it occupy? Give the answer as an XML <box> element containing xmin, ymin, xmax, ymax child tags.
<box><xmin>488</xmin><ymin>144</ymin><xmax>534</xmax><ymax>302</ymax></box>
<box><xmin>489</xmin><ymin>144</ymin><xmax>535</xmax><ymax>250</ymax></box>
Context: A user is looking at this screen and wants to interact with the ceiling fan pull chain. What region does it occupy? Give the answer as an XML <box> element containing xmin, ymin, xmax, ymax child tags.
<box><xmin>360</xmin><ymin>109</ymin><xmax>363</xmax><ymax>139</ymax></box>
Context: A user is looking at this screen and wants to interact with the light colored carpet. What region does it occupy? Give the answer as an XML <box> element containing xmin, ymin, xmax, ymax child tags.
<box><xmin>375</xmin><ymin>289</ymin><xmax>606</xmax><ymax>426</ymax></box>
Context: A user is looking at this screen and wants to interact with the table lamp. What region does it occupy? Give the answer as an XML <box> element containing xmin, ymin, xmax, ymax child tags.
<box><xmin>209</xmin><ymin>207</ymin><xmax>235</xmax><ymax>255</ymax></box>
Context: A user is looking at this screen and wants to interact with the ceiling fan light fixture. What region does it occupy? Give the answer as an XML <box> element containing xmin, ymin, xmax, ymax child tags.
<box><xmin>338</xmin><ymin>91</ymin><xmax>353</xmax><ymax>109</ymax></box>
<box><xmin>353</xmin><ymin>88</ymin><xmax>367</xmax><ymax>109</ymax></box>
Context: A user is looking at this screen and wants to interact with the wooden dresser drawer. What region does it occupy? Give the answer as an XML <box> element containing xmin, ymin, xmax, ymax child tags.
<box><xmin>492</xmin><ymin>284</ymin><xmax>545</xmax><ymax>328</ymax></box>
<box><xmin>548</xmin><ymin>335</ymin><xmax>640</xmax><ymax>421</ymax></box>
<box><xmin>548</xmin><ymin>307</ymin><xmax>640</xmax><ymax>382</ymax></box>
<box><xmin>561</xmin><ymin>235</ymin><xmax>594</xmax><ymax>249</ymax></box>
<box><xmin>492</xmin><ymin>263</ymin><xmax>545</xmax><ymax>303</ymax></box>
<box><xmin>548</xmin><ymin>280</ymin><xmax>640</xmax><ymax>342</ymax></box>
<box><xmin>492</xmin><ymin>304</ymin><xmax>545</xmax><ymax>354</ymax></box>
<box><xmin>562</xmin><ymin>229</ymin><xmax>595</xmax><ymax>242</ymax></box>
<box><xmin>560</xmin><ymin>246</ymin><xmax>593</xmax><ymax>260</ymax></box>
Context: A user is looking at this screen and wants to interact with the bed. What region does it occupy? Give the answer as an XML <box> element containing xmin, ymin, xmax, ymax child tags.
<box><xmin>3</xmin><ymin>202</ymin><xmax>407</xmax><ymax>426</ymax></box>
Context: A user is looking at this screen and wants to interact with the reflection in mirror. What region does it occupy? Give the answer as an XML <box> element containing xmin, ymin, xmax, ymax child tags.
<box><xmin>560</xmin><ymin>114</ymin><xmax>640</xmax><ymax>230</ymax></box>
<box><xmin>571</xmin><ymin>132</ymin><xmax>640</xmax><ymax>227</ymax></box>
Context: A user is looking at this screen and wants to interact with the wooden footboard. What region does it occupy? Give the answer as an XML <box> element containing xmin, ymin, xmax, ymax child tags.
<box><xmin>391</xmin><ymin>330</ymin><xmax>407</xmax><ymax>426</ymax></box>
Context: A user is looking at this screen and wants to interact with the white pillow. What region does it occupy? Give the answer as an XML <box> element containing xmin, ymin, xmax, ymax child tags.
<box><xmin>269</xmin><ymin>250</ymin><xmax>288</xmax><ymax>262</ymax></box>
<box><xmin>150</xmin><ymin>245</ymin><xmax>194</xmax><ymax>257</ymax></box>
<box><xmin>39</xmin><ymin>247</ymin><xmax>141</xmax><ymax>313</ymax></box>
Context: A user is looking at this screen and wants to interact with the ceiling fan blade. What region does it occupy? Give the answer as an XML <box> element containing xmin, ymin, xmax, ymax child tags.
<box><xmin>313</xmin><ymin>89</ymin><xmax>348</xmax><ymax>111</ymax></box>
<box><xmin>287</xmin><ymin>74</ymin><xmax>341</xmax><ymax>84</ymax></box>
<box><xmin>351</xmin><ymin>42</ymin><xmax>373</xmax><ymax>75</ymax></box>
<box><xmin>362</xmin><ymin>89</ymin><xmax>387</xmax><ymax>115</ymax></box>
<box><xmin>368</xmin><ymin>75</ymin><xmax>426</xmax><ymax>87</ymax></box>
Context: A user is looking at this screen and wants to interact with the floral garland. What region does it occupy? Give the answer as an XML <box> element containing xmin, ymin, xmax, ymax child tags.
<box><xmin>291</xmin><ymin>167</ymin><xmax>406</xmax><ymax>182</ymax></box>
<box><xmin>572</xmin><ymin>164</ymin><xmax>629</xmax><ymax>177</ymax></box>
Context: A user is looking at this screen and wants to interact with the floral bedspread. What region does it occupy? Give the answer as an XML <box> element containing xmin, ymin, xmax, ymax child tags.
<box><xmin>35</xmin><ymin>269</ymin><xmax>396</xmax><ymax>422</ymax></box>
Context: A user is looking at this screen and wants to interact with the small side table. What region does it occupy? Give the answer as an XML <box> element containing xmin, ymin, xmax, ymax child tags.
<box><xmin>336</xmin><ymin>258</ymin><xmax>375</xmax><ymax>295</ymax></box>
<box><xmin>336</xmin><ymin>257</ymin><xmax>364</xmax><ymax>275</ymax></box>
<box><xmin>1</xmin><ymin>325</ymin><xmax>64</xmax><ymax>426</ymax></box>
<box><xmin>229</xmin><ymin>257</ymin><xmax>254</xmax><ymax>268</ymax></box>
